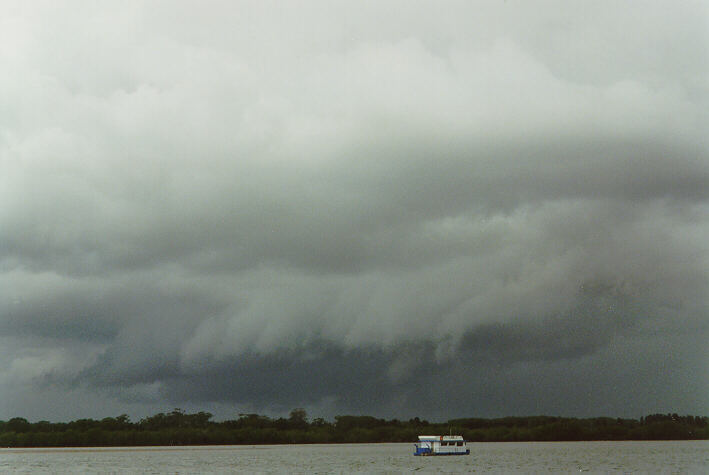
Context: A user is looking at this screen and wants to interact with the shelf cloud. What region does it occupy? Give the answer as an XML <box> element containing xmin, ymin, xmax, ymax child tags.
<box><xmin>1</xmin><ymin>0</ymin><xmax>707</xmax><ymax>421</ymax></box>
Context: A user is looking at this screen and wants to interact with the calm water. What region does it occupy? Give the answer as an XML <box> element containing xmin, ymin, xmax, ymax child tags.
<box><xmin>1</xmin><ymin>441</ymin><xmax>707</xmax><ymax>473</ymax></box>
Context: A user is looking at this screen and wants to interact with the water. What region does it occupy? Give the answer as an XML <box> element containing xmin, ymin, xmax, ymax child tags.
<box><xmin>1</xmin><ymin>441</ymin><xmax>707</xmax><ymax>473</ymax></box>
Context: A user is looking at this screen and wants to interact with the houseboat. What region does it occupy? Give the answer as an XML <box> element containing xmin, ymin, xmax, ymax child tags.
<box><xmin>413</xmin><ymin>435</ymin><xmax>470</xmax><ymax>456</ymax></box>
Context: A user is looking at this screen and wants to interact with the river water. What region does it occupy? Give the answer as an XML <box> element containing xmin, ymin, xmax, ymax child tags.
<box><xmin>1</xmin><ymin>441</ymin><xmax>707</xmax><ymax>473</ymax></box>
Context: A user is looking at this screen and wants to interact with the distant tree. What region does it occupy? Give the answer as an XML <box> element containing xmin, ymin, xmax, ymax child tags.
<box><xmin>7</xmin><ymin>417</ymin><xmax>31</xmax><ymax>433</ymax></box>
<box><xmin>191</xmin><ymin>411</ymin><xmax>213</xmax><ymax>428</ymax></box>
<box><xmin>289</xmin><ymin>408</ymin><xmax>308</xmax><ymax>429</ymax></box>
<box><xmin>311</xmin><ymin>417</ymin><xmax>328</xmax><ymax>427</ymax></box>
<box><xmin>289</xmin><ymin>408</ymin><xmax>307</xmax><ymax>422</ymax></box>
<box><xmin>335</xmin><ymin>415</ymin><xmax>385</xmax><ymax>431</ymax></box>
<box><xmin>1</xmin><ymin>411</ymin><xmax>707</xmax><ymax>446</ymax></box>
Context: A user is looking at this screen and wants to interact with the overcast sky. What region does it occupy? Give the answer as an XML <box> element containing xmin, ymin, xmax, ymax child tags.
<box><xmin>1</xmin><ymin>0</ymin><xmax>708</xmax><ymax>422</ymax></box>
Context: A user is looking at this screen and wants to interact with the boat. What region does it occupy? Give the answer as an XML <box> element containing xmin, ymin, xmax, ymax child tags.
<box><xmin>413</xmin><ymin>435</ymin><xmax>470</xmax><ymax>456</ymax></box>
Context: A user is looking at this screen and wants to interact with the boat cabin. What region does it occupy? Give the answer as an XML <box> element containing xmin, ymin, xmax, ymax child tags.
<box><xmin>413</xmin><ymin>435</ymin><xmax>470</xmax><ymax>456</ymax></box>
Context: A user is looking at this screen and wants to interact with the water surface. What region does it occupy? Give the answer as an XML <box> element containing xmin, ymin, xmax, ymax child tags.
<box><xmin>1</xmin><ymin>440</ymin><xmax>707</xmax><ymax>473</ymax></box>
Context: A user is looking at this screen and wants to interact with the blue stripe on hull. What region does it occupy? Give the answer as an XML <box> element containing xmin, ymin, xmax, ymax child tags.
<box><xmin>413</xmin><ymin>450</ymin><xmax>470</xmax><ymax>456</ymax></box>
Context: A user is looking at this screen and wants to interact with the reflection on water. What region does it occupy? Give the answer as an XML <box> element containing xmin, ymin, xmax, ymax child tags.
<box><xmin>1</xmin><ymin>441</ymin><xmax>707</xmax><ymax>473</ymax></box>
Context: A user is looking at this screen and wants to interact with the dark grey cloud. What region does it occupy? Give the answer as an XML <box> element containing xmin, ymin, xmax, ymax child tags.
<box><xmin>1</xmin><ymin>0</ymin><xmax>707</xmax><ymax>421</ymax></box>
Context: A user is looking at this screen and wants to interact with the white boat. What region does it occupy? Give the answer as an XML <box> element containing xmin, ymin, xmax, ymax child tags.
<box><xmin>413</xmin><ymin>435</ymin><xmax>470</xmax><ymax>456</ymax></box>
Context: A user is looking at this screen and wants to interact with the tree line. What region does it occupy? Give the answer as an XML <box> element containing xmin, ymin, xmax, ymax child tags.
<box><xmin>0</xmin><ymin>409</ymin><xmax>706</xmax><ymax>447</ymax></box>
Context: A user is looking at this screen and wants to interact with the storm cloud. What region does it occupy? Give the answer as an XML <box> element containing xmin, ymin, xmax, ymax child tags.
<box><xmin>1</xmin><ymin>0</ymin><xmax>707</xmax><ymax>421</ymax></box>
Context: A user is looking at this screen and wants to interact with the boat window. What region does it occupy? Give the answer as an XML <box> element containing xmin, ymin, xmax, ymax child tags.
<box><xmin>457</xmin><ymin>441</ymin><xmax>463</xmax><ymax>446</ymax></box>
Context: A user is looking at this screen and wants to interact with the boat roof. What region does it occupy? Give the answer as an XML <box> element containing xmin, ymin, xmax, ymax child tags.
<box><xmin>418</xmin><ymin>435</ymin><xmax>464</xmax><ymax>441</ymax></box>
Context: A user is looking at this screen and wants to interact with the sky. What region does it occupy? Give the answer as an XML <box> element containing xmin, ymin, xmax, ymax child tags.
<box><xmin>1</xmin><ymin>0</ymin><xmax>708</xmax><ymax>423</ymax></box>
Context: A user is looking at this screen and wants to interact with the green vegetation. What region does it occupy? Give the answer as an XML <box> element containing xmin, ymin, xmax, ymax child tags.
<box><xmin>0</xmin><ymin>409</ymin><xmax>706</xmax><ymax>447</ymax></box>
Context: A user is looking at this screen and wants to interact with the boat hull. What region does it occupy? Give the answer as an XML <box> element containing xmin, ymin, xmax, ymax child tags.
<box><xmin>413</xmin><ymin>449</ymin><xmax>470</xmax><ymax>456</ymax></box>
